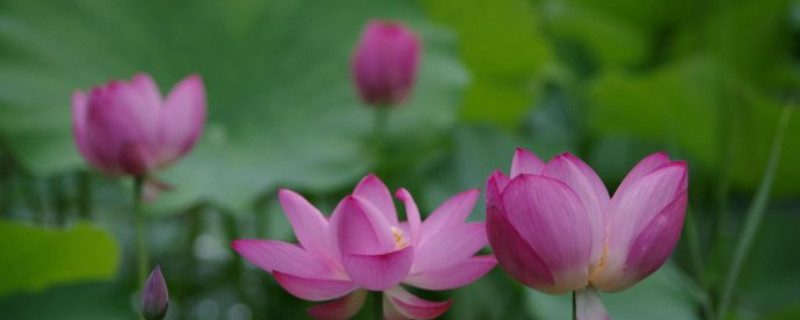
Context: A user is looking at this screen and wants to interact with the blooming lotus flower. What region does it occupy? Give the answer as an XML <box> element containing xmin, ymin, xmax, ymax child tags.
<box><xmin>72</xmin><ymin>73</ymin><xmax>206</xmax><ymax>177</ymax></box>
<box><xmin>486</xmin><ymin>149</ymin><xmax>688</xmax><ymax>319</ymax></box>
<box><xmin>352</xmin><ymin>21</ymin><xmax>420</xmax><ymax>107</ymax></box>
<box><xmin>141</xmin><ymin>266</ymin><xmax>169</xmax><ymax>320</ymax></box>
<box><xmin>233</xmin><ymin>174</ymin><xmax>496</xmax><ymax>319</ymax></box>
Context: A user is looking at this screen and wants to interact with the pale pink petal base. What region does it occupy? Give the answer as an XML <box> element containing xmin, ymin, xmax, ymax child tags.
<box><xmin>308</xmin><ymin>289</ymin><xmax>368</xmax><ymax>320</ymax></box>
<box><xmin>384</xmin><ymin>286</ymin><xmax>452</xmax><ymax>319</ymax></box>
<box><xmin>576</xmin><ymin>287</ymin><xmax>612</xmax><ymax>320</ymax></box>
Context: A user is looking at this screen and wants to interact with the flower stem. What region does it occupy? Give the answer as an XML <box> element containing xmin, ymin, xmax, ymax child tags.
<box><xmin>572</xmin><ymin>291</ymin><xmax>577</xmax><ymax>320</ymax></box>
<box><xmin>134</xmin><ymin>176</ymin><xmax>148</xmax><ymax>285</ymax></box>
<box><xmin>372</xmin><ymin>107</ymin><xmax>389</xmax><ymax>163</ymax></box>
<box><xmin>372</xmin><ymin>291</ymin><xmax>382</xmax><ymax>320</ymax></box>
<box><xmin>76</xmin><ymin>170</ymin><xmax>92</xmax><ymax>220</ymax></box>
<box><xmin>717</xmin><ymin>106</ymin><xmax>793</xmax><ymax>319</ymax></box>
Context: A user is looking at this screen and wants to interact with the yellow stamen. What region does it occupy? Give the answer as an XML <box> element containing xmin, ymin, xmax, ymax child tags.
<box><xmin>391</xmin><ymin>227</ymin><xmax>408</xmax><ymax>250</ymax></box>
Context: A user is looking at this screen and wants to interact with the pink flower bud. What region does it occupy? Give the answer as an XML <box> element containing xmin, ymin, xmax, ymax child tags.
<box><xmin>351</xmin><ymin>21</ymin><xmax>420</xmax><ymax>107</ymax></box>
<box><xmin>140</xmin><ymin>266</ymin><xmax>169</xmax><ymax>320</ymax></box>
<box><xmin>72</xmin><ymin>73</ymin><xmax>206</xmax><ymax>176</ymax></box>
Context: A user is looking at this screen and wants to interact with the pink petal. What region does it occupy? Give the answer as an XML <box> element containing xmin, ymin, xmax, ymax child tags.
<box><xmin>542</xmin><ymin>153</ymin><xmax>609</xmax><ymax>266</ymax></box>
<box><xmin>592</xmin><ymin>163</ymin><xmax>688</xmax><ymax>291</ymax></box>
<box><xmin>72</xmin><ymin>91</ymin><xmax>106</xmax><ymax>171</ymax></box>
<box><xmin>623</xmin><ymin>192</ymin><xmax>687</xmax><ymax>285</ymax></box>
<box><xmin>273</xmin><ymin>271</ymin><xmax>356</xmax><ymax>301</ymax></box>
<box><xmin>353</xmin><ymin>174</ymin><xmax>398</xmax><ymax>225</ymax></box>
<box><xmin>500</xmin><ymin>175</ymin><xmax>592</xmax><ymax>293</ymax></box>
<box><xmin>404</xmin><ymin>255</ymin><xmax>497</xmax><ymax>290</ymax></box>
<box><xmin>118</xmin><ymin>141</ymin><xmax>156</xmax><ymax>176</ymax></box>
<box><xmin>486</xmin><ymin>206</ymin><xmax>555</xmax><ymax>291</ymax></box>
<box><xmin>420</xmin><ymin>189</ymin><xmax>479</xmax><ymax>243</ymax></box>
<box><xmin>331</xmin><ymin>195</ymin><xmax>396</xmax><ymax>256</ymax></box>
<box><xmin>384</xmin><ymin>286</ymin><xmax>452</xmax><ymax>319</ymax></box>
<box><xmin>231</xmin><ymin>240</ymin><xmax>342</xmax><ymax>280</ymax></box>
<box><xmin>341</xmin><ymin>246</ymin><xmax>414</xmax><ymax>291</ymax></box>
<box><xmin>511</xmin><ymin>148</ymin><xmax>545</xmax><ymax>177</ymax></box>
<box><xmin>411</xmin><ymin>222</ymin><xmax>488</xmax><ymax>274</ymax></box>
<box><xmin>383</xmin><ymin>295</ymin><xmax>411</xmax><ymax>320</ymax></box>
<box><xmin>395</xmin><ymin>188</ymin><xmax>421</xmax><ymax>247</ymax></box>
<box><xmin>159</xmin><ymin>74</ymin><xmax>206</xmax><ymax>166</ymax></box>
<box><xmin>278</xmin><ymin>189</ymin><xmax>338</xmax><ymax>263</ymax></box>
<box><xmin>84</xmin><ymin>77</ymin><xmax>161</xmax><ymax>173</ymax></box>
<box><xmin>308</xmin><ymin>289</ymin><xmax>367</xmax><ymax>320</ymax></box>
<box><xmin>576</xmin><ymin>287</ymin><xmax>612</xmax><ymax>320</ymax></box>
<box><xmin>613</xmin><ymin>152</ymin><xmax>671</xmax><ymax>200</ymax></box>
<box><xmin>129</xmin><ymin>73</ymin><xmax>163</xmax><ymax>109</ymax></box>
<box><xmin>486</xmin><ymin>170</ymin><xmax>510</xmax><ymax>211</ymax></box>
<box><xmin>594</xmin><ymin>192</ymin><xmax>688</xmax><ymax>292</ymax></box>
<box><xmin>352</xmin><ymin>21</ymin><xmax>420</xmax><ymax>106</ymax></box>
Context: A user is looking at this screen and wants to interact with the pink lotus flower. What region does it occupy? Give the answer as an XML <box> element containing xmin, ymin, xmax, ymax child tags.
<box><xmin>233</xmin><ymin>174</ymin><xmax>496</xmax><ymax>319</ymax></box>
<box><xmin>72</xmin><ymin>73</ymin><xmax>206</xmax><ymax>176</ymax></box>
<box><xmin>486</xmin><ymin>149</ymin><xmax>688</xmax><ymax>319</ymax></box>
<box><xmin>352</xmin><ymin>21</ymin><xmax>420</xmax><ymax>107</ymax></box>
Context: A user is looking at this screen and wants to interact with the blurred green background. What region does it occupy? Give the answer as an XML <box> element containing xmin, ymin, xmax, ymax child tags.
<box><xmin>0</xmin><ymin>0</ymin><xmax>798</xmax><ymax>319</ymax></box>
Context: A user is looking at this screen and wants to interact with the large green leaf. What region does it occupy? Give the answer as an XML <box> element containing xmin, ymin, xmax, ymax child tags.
<box><xmin>420</xmin><ymin>0</ymin><xmax>550</xmax><ymax>129</ymax></box>
<box><xmin>0</xmin><ymin>220</ymin><xmax>119</xmax><ymax>298</ymax></box>
<box><xmin>0</xmin><ymin>0</ymin><xmax>467</xmax><ymax>214</ymax></box>
<box><xmin>588</xmin><ymin>57</ymin><xmax>800</xmax><ymax>195</ymax></box>
<box><xmin>0</xmin><ymin>282</ymin><xmax>131</xmax><ymax>320</ymax></box>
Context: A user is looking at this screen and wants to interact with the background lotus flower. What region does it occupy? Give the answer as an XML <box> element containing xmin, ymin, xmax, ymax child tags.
<box><xmin>233</xmin><ymin>174</ymin><xmax>496</xmax><ymax>319</ymax></box>
<box><xmin>486</xmin><ymin>148</ymin><xmax>688</xmax><ymax>319</ymax></box>
<box><xmin>352</xmin><ymin>21</ymin><xmax>420</xmax><ymax>107</ymax></box>
<box><xmin>141</xmin><ymin>266</ymin><xmax>169</xmax><ymax>320</ymax></box>
<box><xmin>72</xmin><ymin>73</ymin><xmax>206</xmax><ymax>177</ymax></box>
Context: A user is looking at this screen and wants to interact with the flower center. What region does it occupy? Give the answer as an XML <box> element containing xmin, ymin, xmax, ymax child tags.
<box><xmin>391</xmin><ymin>227</ymin><xmax>408</xmax><ymax>250</ymax></box>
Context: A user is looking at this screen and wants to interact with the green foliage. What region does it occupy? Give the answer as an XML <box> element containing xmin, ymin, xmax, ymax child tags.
<box><xmin>526</xmin><ymin>264</ymin><xmax>701</xmax><ymax>320</ymax></box>
<box><xmin>0</xmin><ymin>0</ymin><xmax>468</xmax><ymax>215</ymax></box>
<box><xmin>588</xmin><ymin>57</ymin><xmax>800</xmax><ymax>195</ymax></box>
<box><xmin>0</xmin><ymin>220</ymin><xmax>119</xmax><ymax>298</ymax></box>
<box><xmin>420</xmin><ymin>0</ymin><xmax>550</xmax><ymax>129</ymax></box>
<box><xmin>0</xmin><ymin>282</ymin><xmax>131</xmax><ymax>320</ymax></box>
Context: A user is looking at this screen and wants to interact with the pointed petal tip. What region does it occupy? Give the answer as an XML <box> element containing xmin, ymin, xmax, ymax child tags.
<box><xmin>394</xmin><ymin>188</ymin><xmax>410</xmax><ymax>199</ymax></box>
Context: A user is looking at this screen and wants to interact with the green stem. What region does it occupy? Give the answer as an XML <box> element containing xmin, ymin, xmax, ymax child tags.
<box><xmin>685</xmin><ymin>207</ymin><xmax>717</xmax><ymax>320</ymax></box>
<box><xmin>76</xmin><ymin>170</ymin><xmax>92</xmax><ymax>220</ymax></box>
<box><xmin>372</xmin><ymin>291</ymin><xmax>382</xmax><ymax>320</ymax></box>
<box><xmin>572</xmin><ymin>291</ymin><xmax>577</xmax><ymax>320</ymax></box>
<box><xmin>372</xmin><ymin>107</ymin><xmax>389</xmax><ymax>165</ymax></box>
<box><xmin>134</xmin><ymin>176</ymin><xmax>148</xmax><ymax>285</ymax></box>
<box><xmin>717</xmin><ymin>106</ymin><xmax>793</xmax><ymax>319</ymax></box>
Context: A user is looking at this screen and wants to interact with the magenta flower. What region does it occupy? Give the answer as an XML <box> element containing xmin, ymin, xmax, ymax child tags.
<box><xmin>72</xmin><ymin>73</ymin><xmax>206</xmax><ymax>177</ymax></box>
<box><xmin>352</xmin><ymin>21</ymin><xmax>420</xmax><ymax>107</ymax></box>
<box><xmin>233</xmin><ymin>174</ymin><xmax>496</xmax><ymax>319</ymax></box>
<box><xmin>486</xmin><ymin>149</ymin><xmax>688</xmax><ymax>319</ymax></box>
